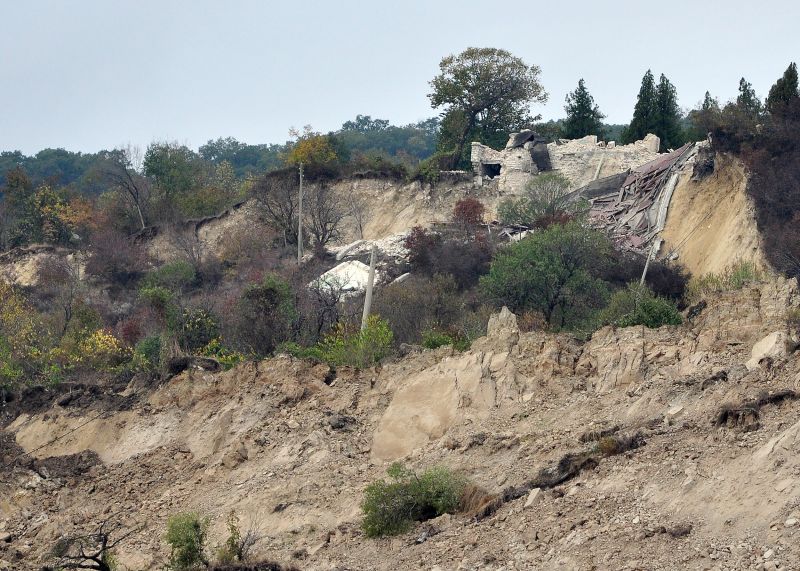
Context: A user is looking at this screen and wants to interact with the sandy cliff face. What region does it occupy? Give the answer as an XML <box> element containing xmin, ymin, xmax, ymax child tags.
<box><xmin>2</xmin><ymin>278</ymin><xmax>799</xmax><ymax>570</ymax></box>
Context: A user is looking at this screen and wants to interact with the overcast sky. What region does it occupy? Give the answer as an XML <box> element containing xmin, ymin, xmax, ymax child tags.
<box><xmin>1</xmin><ymin>0</ymin><xmax>797</xmax><ymax>155</ymax></box>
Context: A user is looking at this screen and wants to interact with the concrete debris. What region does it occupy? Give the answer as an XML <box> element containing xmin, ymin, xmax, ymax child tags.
<box><xmin>310</xmin><ymin>260</ymin><xmax>379</xmax><ymax>298</ymax></box>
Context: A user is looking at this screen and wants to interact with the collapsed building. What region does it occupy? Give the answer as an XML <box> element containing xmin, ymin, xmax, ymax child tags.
<box><xmin>471</xmin><ymin>130</ymin><xmax>662</xmax><ymax>193</ymax></box>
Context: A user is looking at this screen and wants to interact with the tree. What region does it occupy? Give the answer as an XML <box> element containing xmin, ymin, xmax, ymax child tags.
<box><xmin>479</xmin><ymin>221</ymin><xmax>611</xmax><ymax>329</ymax></box>
<box><xmin>251</xmin><ymin>169</ymin><xmax>300</xmax><ymax>245</ymax></box>
<box><xmin>97</xmin><ymin>146</ymin><xmax>150</xmax><ymax>230</ymax></box>
<box><xmin>736</xmin><ymin>77</ymin><xmax>763</xmax><ymax>117</ymax></box>
<box><xmin>562</xmin><ymin>79</ymin><xmax>606</xmax><ymax>139</ymax></box>
<box><xmin>46</xmin><ymin>519</ymin><xmax>136</xmax><ymax>571</ymax></box>
<box><xmin>429</xmin><ymin>47</ymin><xmax>547</xmax><ymax>167</ymax></box>
<box><xmin>766</xmin><ymin>62</ymin><xmax>799</xmax><ymax>113</ymax></box>
<box><xmin>305</xmin><ymin>183</ymin><xmax>346</xmax><ymax>250</ymax></box>
<box><xmin>686</xmin><ymin>91</ymin><xmax>721</xmax><ymax>141</ymax></box>
<box><xmin>653</xmin><ymin>74</ymin><xmax>685</xmax><ymax>150</ymax></box>
<box><xmin>621</xmin><ymin>70</ymin><xmax>657</xmax><ymax>144</ymax></box>
<box><xmin>285</xmin><ymin>126</ymin><xmax>339</xmax><ymax>176</ymax></box>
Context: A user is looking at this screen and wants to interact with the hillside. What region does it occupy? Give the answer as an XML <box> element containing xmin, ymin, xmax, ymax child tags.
<box><xmin>2</xmin><ymin>275</ymin><xmax>799</xmax><ymax>570</ymax></box>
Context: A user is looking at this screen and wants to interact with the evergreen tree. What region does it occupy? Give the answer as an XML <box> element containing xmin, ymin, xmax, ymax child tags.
<box><xmin>702</xmin><ymin>91</ymin><xmax>719</xmax><ymax>111</ymax></box>
<box><xmin>766</xmin><ymin>62</ymin><xmax>799</xmax><ymax>113</ymax></box>
<box><xmin>562</xmin><ymin>79</ymin><xmax>606</xmax><ymax>140</ymax></box>
<box><xmin>621</xmin><ymin>70</ymin><xmax>657</xmax><ymax>144</ymax></box>
<box><xmin>736</xmin><ymin>77</ymin><xmax>763</xmax><ymax>117</ymax></box>
<box><xmin>686</xmin><ymin>91</ymin><xmax>720</xmax><ymax>142</ymax></box>
<box><xmin>653</xmin><ymin>74</ymin><xmax>684</xmax><ymax>150</ymax></box>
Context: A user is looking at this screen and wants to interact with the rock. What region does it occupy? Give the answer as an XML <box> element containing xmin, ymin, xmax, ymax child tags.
<box><xmin>286</xmin><ymin>419</ymin><xmax>300</xmax><ymax>430</ymax></box>
<box><xmin>785</xmin><ymin>518</ymin><xmax>798</xmax><ymax>528</ymax></box>
<box><xmin>746</xmin><ymin>332</ymin><xmax>797</xmax><ymax>370</ymax></box>
<box><xmin>524</xmin><ymin>488</ymin><xmax>542</xmax><ymax>509</ymax></box>
<box><xmin>664</xmin><ymin>405</ymin><xmax>685</xmax><ymax>425</ymax></box>
<box><xmin>486</xmin><ymin>306</ymin><xmax>520</xmax><ymax>348</ymax></box>
<box><xmin>763</xmin><ymin>548</ymin><xmax>774</xmax><ymax>560</ymax></box>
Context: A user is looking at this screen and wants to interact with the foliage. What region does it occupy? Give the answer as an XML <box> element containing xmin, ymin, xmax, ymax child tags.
<box><xmin>84</xmin><ymin>228</ymin><xmax>148</xmax><ymax>286</ymax></box>
<box><xmin>429</xmin><ymin>47</ymin><xmax>548</xmax><ymax>168</ymax></box>
<box><xmin>178</xmin><ymin>308</ymin><xmax>219</xmax><ymax>352</ymax></box>
<box><xmin>361</xmin><ymin>463</ymin><xmax>467</xmax><ymax>538</ymax></box>
<box><xmin>198</xmin><ymin>338</ymin><xmax>245</xmax><ymax>370</ymax></box>
<box><xmin>336</xmin><ymin>115</ymin><xmax>439</xmax><ymax>163</ymax></box>
<box><xmin>600</xmin><ymin>284</ymin><xmax>682</xmax><ymax>329</ymax></box>
<box><xmin>0</xmin><ymin>281</ymin><xmax>44</xmax><ymax>389</ymax></box>
<box><xmin>452</xmin><ymin>197</ymin><xmax>485</xmax><ymax>228</ymax></box>
<box><xmin>766</xmin><ymin>62</ymin><xmax>799</xmax><ymax>113</ymax></box>
<box><xmin>318</xmin><ymin>315</ymin><xmax>393</xmax><ymax>369</ymax></box>
<box><xmin>165</xmin><ymin>513</ymin><xmax>209</xmax><ymax>571</ymax></box>
<box><xmin>480</xmin><ymin>222</ymin><xmax>612</xmax><ymax>329</ymax></box>
<box><xmin>216</xmin><ymin>511</ymin><xmax>242</xmax><ymax>565</ymax></box>
<box><xmin>421</xmin><ymin>328</ymin><xmax>470</xmax><ymax>352</ymax></box>
<box><xmin>141</xmin><ymin>260</ymin><xmax>197</xmax><ymax>293</ymax></box>
<box><xmin>410</xmin><ymin>151</ymin><xmax>457</xmax><ymax>185</ymax></box>
<box><xmin>134</xmin><ymin>335</ymin><xmax>163</xmax><ymax>371</ymax></box>
<box><xmin>233</xmin><ymin>275</ymin><xmax>297</xmax><ymax>356</ymax></box>
<box><xmin>74</xmin><ymin>329</ymin><xmax>131</xmax><ymax>371</ymax></box>
<box><xmin>404</xmin><ymin>226</ymin><xmax>493</xmax><ymax>289</ymax></box>
<box><xmin>736</xmin><ymin>77</ymin><xmax>763</xmax><ymax>118</ymax></box>
<box><xmin>497</xmin><ymin>173</ymin><xmax>577</xmax><ymax>228</ymax></box>
<box><xmin>285</xmin><ymin>127</ymin><xmax>339</xmax><ymax>171</ymax></box>
<box><xmin>621</xmin><ymin>70</ymin><xmax>684</xmax><ymax>150</ymax></box>
<box><xmin>686</xmin><ymin>261</ymin><xmax>763</xmax><ymax>300</ymax></box>
<box><xmin>562</xmin><ymin>79</ymin><xmax>606</xmax><ymax>139</ymax></box>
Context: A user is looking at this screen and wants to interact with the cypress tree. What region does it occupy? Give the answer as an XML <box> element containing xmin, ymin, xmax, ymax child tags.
<box><xmin>766</xmin><ymin>62</ymin><xmax>799</xmax><ymax>113</ymax></box>
<box><xmin>621</xmin><ymin>70</ymin><xmax>657</xmax><ymax>144</ymax></box>
<box><xmin>736</xmin><ymin>77</ymin><xmax>763</xmax><ymax>117</ymax></box>
<box><xmin>562</xmin><ymin>79</ymin><xmax>606</xmax><ymax>139</ymax></box>
<box><xmin>654</xmin><ymin>74</ymin><xmax>684</xmax><ymax>150</ymax></box>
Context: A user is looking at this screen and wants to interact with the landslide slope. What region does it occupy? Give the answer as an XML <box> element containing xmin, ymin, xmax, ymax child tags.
<box><xmin>2</xmin><ymin>277</ymin><xmax>800</xmax><ymax>570</ymax></box>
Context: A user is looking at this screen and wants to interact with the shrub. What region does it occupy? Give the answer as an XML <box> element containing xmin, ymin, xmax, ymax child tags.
<box><xmin>135</xmin><ymin>335</ymin><xmax>162</xmax><ymax>371</ymax></box>
<box><xmin>421</xmin><ymin>329</ymin><xmax>454</xmax><ymax>350</ymax></box>
<box><xmin>600</xmin><ymin>284</ymin><xmax>682</xmax><ymax>329</ymax></box>
<box><xmin>198</xmin><ymin>338</ymin><xmax>245</xmax><ymax>370</ymax></box>
<box><xmin>480</xmin><ymin>222</ymin><xmax>612</xmax><ymax>330</ymax></box>
<box><xmin>84</xmin><ymin>228</ymin><xmax>148</xmax><ymax>286</ymax></box>
<box><xmin>361</xmin><ymin>463</ymin><xmax>466</xmax><ymax>538</ymax></box>
<box><xmin>75</xmin><ymin>329</ymin><xmax>132</xmax><ymax>370</ymax></box>
<box><xmin>179</xmin><ymin>308</ymin><xmax>219</xmax><ymax>352</ymax></box>
<box><xmin>232</xmin><ymin>275</ymin><xmax>297</xmax><ymax>356</ymax></box>
<box><xmin>165</xmin><ymin>512</ymin><xmax>209</xmax><ymax>571</ymax></box>
<box><xmin>497</xmin><ymin>173</ymin><xmax>580</xmax><ymax>228</ymax></box>
<box><xmin>319</xmin><ymin>315</ymin><xmax>393</xmax><ymax>368</ymax></box>
<box><xmin>686</xmin><ymin>260</ymin><xmax>763</xmax><ymax>300</ymax></box>
<box><xmin>453</xmin><ymin>197</ymin><xmax>485</xmax><ymax>227</ymax></box>
<box><xmin>141</xmin><ymin>260</ymin><xmax>197</xmax><ymax>292</ymax></box>
<box><xmin>404</xmin><ymin>227</ymin><xmax>493</xmax><ymax>289</ymax></box>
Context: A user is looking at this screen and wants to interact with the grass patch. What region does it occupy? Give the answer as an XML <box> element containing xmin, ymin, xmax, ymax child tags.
<box><xmin>686</xmin><ymin>260</ymin><xmax>763</xmax><ymax>301</ymax></box>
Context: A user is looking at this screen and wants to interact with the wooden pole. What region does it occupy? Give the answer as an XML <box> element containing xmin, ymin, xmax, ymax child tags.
<box><xmin>297</xmin><ymin>163</ymin><xmax>303</xmax><ymax>264</ymax></box>
<box><xmin>361</xmin><ymin>245</ymin><xmax>377</xmax><ymax>331</ymax></box>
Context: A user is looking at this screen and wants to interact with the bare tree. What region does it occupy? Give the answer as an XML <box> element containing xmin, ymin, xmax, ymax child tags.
<box><xmin>46</xmin><ymin>518</ymin><xmax>138</xmax><ymax>571</ymax></box>
<box><xmin>346</xmin><ymin>186</ymin><xmax>370</xmax><ymax>239</ymax></box>
<box><xmin>99</xmin><ymin>146</ymin><xmax>151</xmax><ymax>230</ymax></box>
<box><xmin>251</xmin><ymin>169</ymin><xmax>300</xmax><ymax>245</ymax></box>
<box><xmin>36</xmin><ymin>254</ymin><xmax>83</xmax><ymax>338</ymax></box>
<box><xmin>306</xmin><ymin>183</ymin><xmax>345</xmax><ymax>249</ymax></box>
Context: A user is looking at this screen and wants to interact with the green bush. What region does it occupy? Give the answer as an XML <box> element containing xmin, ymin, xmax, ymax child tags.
<box><xmin>686</xmin><ymin>260</ymin><xmax>763</xmax><ymax>300</ymax></box>
<box><xmin>165</xmin><ymin>512</ymin><xmax>209</xmax><ymax>571</ymax></box>
<box><xmin>141</xmin><ymin>260</ymin><xmax>197</xmax><ymax>292</ymax></box>
<box><xmin>361</xmin><ymin>463</ymin><xmax>466</xmax><ymax>538</ymax></box>
<box><xmin>134</xmin><ymin>335</ymin><xmax>162</xmax><ymax>370</ymax></box>
<box><xmin>179</xmin><ymin>308</ymin><xmax>219</xmax><ymax>352</ymax></box>
<box><xmin>600</xmin><ymin>284</ymin><xmax>682</xmax><ymax>329</ymax></box>
<box><xmin>497</xmin><ymin>172</ymin><xmax>579</xmax><ymax>228</ymax></box>
<box><xmin>319</xmin><ymin>315</ymin><xmax>393</xmax><ymax>368</ymax></box>
<box><xmin>421</xmin><ymin>329</ymin><xmax>454</xmax><ymax>350</ymax></box>
<box><xmin>233</xmin><ymin>274</ymin><xmax>297</xmax><ymax>355</ymax></box>
<box><xmin>480</xmin><ymin>221</ymin><xmax>611</xmax><ymax>330</ymax></box>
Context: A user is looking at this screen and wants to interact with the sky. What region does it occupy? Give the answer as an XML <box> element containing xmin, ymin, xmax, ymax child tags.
<box><xmin>1</xmin><ymin>0</ymin><xmax>797</xmax><ymax>155</ymax></box>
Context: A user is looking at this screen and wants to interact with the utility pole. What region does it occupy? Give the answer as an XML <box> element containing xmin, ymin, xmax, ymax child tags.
<box><xmin>361</xmin><ymin>245</ymin><xmax>377</xmax><ymax>331</ymax></box>
<box><xmin>297</xmin><ymin>162</ymin><xmax>304</xmax><ymax>264</ymax></box>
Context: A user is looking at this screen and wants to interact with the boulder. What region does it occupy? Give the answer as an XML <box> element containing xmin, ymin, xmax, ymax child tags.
<box><xmin>745</xmin><ymin>331</ymin><xmax>797</xmax><ymax>370</ymax></box>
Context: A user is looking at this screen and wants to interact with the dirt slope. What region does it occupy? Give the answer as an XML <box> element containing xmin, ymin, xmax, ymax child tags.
<box><xmin>2</xmin><ymin>277</ymin><xmax>799</xmax><ymax>571</ymax></box>
<box><xmin>661</xmin><ymin>153</ymin><xmax>765</xmax><ymax>276</ymax></box>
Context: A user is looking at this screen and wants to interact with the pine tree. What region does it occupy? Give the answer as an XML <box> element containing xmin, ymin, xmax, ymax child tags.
<box><xmin>701</xmin><ymin>91</ymin><xmax>719</xmax><ymax>111</ymax></box>
<box><xmin>562</xmin><ymin>79</ymin><xmax>606</xmax><ymax>139</ymax></box>
<box><xmin>736</xmin><ymin>77</ymin><xmax>763</xmax><ymax>117</ymax></box>
<box><xmin>653</xmin><ymin>74</ymin><xmax>684</xmax><ymax>150</ymax></box>
<box><xmin>766</xmin><ymin>62</ymin><xmax>799</xmax><ymax>113</ymax></box>
<box><xmin>621</xmin><ymin>70</ymin><xmax>657</xmax><ymax>144</ymax></box>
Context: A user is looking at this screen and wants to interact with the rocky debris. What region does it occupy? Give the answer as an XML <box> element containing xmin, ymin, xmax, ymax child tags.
<box><xmin>4</xmin><ymin>278</ymin><xmax>800</xmax><ymax>570</ymax></box>
<box><xmin>746</xmin><ymin>331</ymin><xmax>798</xmax><ymax>370</ymax></box>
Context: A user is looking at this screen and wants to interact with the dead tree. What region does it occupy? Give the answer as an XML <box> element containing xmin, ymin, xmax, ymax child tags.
<box><xmin>306</xmin><ymin>183</ymin><xmax>345</xmax><ymax>250</ymax></box>
<box><xmin>346</xmin><ymin>186</ymin><xmax>370</xmax><ymax>239</ymax></box>
<box><xmin>46</xmin><ymin>518</ymin><xmax>138</xmax><ymax>571</ymax></box>
<box><xmin>99</xmin><ymin>146</ymin><xmax>151</xmax><ymax>230</ymax></box>
<box><xmin>251</xmin><ymin>169</ymin><xmax>300</xmax><ymax>245</ymax></box>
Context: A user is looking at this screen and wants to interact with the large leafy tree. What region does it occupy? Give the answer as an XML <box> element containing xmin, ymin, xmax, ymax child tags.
<box><xmin>429</xmin><ymin>47</ymin><xmax>547</xmax><ymax>168</ymax></box>
<box><xmin>562</xmin><ymin>79</ymin><xmax>606</xmax><ymax>139</ymax></box>
<box><xmin>766</xmin><ymin>62</ymin><xmax>799</xmax><ymax>113</ymax></box>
